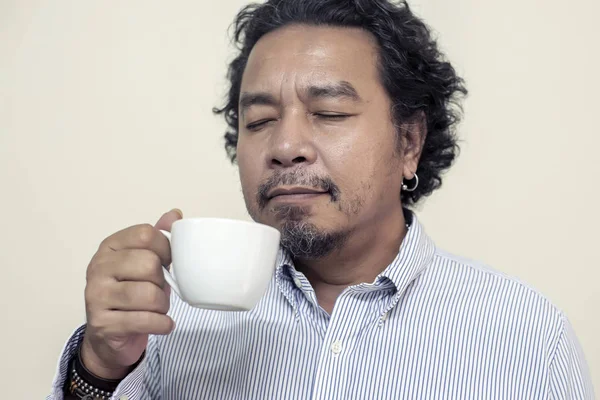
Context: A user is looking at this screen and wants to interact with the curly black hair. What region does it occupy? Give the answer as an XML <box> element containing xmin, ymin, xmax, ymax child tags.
<box><xmin>213</xmin><ymin>0</ymin><xmax>467</xmax><ymax>206</ymax></box>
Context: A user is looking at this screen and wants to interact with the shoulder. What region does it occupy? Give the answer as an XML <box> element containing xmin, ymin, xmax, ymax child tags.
<box><xmin>424</xmin><ymin>247</ymin><xmax>565</xmax><ymax>330</ymax></box>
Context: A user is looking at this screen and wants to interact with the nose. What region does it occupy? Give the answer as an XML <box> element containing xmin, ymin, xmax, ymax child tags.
<box><xmin>267</xmin><ymin>113</ymin><xmax>317</xmax><ymax>169</ymax></box>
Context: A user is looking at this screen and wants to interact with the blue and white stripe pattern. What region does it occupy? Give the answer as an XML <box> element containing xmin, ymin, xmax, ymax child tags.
<box><xmin>49</xmin><ymin>214</ymin><xmax>595</xmax><ymax>399</ymax></box>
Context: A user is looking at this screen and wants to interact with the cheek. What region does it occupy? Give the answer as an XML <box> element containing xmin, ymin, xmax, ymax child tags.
<box><xmin>330</xmin><ymin>136</ymin><xmax>401</xmax><ymax>205</ymax></box>
<box><xmin>324</xmin><ymin>134</ymin><xmax>390</xmax><ymax>182</ymax></box>
<box><xmin>237</xmin><ymin>150</ymin><xmax>261</xmax><ymax>203</ymax></box>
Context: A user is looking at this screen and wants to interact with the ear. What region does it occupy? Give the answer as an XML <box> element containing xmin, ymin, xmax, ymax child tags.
<box><xmin>400</xmin><ymin>111</ymin><xmax>427</xmax><ymax>179</ymax></box>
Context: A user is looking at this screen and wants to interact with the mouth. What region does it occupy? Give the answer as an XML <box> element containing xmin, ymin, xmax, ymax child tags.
<box><xmin>267</xmin><ymin>186</ymin><xmax>329</xmax><ymax>203</ymax></box>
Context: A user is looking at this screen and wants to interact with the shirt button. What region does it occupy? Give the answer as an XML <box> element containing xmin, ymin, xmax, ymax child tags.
<box><xmin>382</xmin><ymin>312</ymin><xmax>389</xmax><ymax>321</ymax></box>
<box><xmin>119</xmin><ymin>396</ymin><xmax>129</xmax><ymax>400</ymax></box>
<box><xmin>331</xmin><ymin>339</ymin><xmax>343</xmax><ymax>355</ymax></box>
<box><xmin>293</xmin><ymin>277</ymin><xmax>302</xmax><ymax>289</ymax></box>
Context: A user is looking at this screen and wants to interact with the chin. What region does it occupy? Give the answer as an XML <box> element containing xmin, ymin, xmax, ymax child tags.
<box><xmin>278</xmin><ymin>217</ymin><xmax>350</xmax><ymax>259</ymax></box>
<box><xmin>269</xmin><ymin>203</ymin><xmax>313</xmax><ymax>222</ymax></box>
<box><xmin>254</xmin><ymin>203</ymin><xmax>337</xmax><ymax>237</ymax></box>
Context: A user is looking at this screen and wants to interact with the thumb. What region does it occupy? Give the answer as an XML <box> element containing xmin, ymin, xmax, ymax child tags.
<box><xmin>154</xmin><ymin>208</ymin><xmax>183</xmax><ymax>231</ymax></box>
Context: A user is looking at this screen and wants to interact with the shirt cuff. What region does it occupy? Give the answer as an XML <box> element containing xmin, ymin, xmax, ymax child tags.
<box><xmin>47</xmin><ymin>325</ymin><xmax>149</xmax><ymax>400</ymax></box>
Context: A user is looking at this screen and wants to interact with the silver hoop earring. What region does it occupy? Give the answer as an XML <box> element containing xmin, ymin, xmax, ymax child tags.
<box><xmin>402</xmin><ymin>173</ymin><xmax>419</xmax><ymax>192</ymax></box>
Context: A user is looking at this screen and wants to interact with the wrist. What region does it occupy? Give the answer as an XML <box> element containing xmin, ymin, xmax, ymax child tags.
<box><xmin>81</xmin><ymin>337</ymin><xmax>130</xmax><ymax>380</ymax></box>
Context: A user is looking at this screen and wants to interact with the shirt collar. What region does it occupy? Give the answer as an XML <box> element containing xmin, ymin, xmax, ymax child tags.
<box><xmin>376</xmin><ymin>212</ymin><xmax>436</xmax><ymax>294</ymax></box>
<box><xmin>275</xmin><ymin>210</ymin><xmax>436</xmax><ymax>306</ymax></box>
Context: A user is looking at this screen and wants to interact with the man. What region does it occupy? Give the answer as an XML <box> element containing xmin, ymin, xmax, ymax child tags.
<box><xmin>49</xmin><ymin>0</ymin><xmax>594</xmax><ymax>399</ymax></box>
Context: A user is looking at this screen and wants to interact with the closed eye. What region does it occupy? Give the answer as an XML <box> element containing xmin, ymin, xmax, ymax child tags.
<box><xmin>246</xmin><ymin>119</ymin><xmax>276</xmax><ymax>131</ymax></box>
<box><xmin>314</xmin><ymin>113</ymin><xmax>353</xmax><ymax>120</ymax></box>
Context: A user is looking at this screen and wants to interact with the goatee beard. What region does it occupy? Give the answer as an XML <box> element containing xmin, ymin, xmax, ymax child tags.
<box><xmin>276</xmin><ymin>205</ymin><xmax>349</xmax><ymax>259</ymax></box>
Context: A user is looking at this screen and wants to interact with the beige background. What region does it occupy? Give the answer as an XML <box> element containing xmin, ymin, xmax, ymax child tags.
<box><xmin>1</xmin><ymin>0</ymin><xmax>598</xmax><ymax>398</ymax></box>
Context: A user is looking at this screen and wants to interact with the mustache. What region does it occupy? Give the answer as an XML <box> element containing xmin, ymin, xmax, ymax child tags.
<box><xmin>257</xmin><ymin>171</ymin><xmax>340</xmax><ymax>209</ymax></box>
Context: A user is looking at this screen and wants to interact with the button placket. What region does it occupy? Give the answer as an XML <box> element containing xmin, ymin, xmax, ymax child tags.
<box><xmin>311</xmin><ymin>291</ymin><xmax>362</xmax><ymax>398</ymax></box>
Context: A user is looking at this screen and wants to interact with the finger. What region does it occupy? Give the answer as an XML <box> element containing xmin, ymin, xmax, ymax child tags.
<box><xmin>108</xmin><ymin>281</ymin><xmax>171</xmax><ymax>314</ymax></box>
<box><xmin>154</xmin><ymin>208</ymin><xmax>183</xmax><ymax>232</ymax></box>
<box><xmin>107</xmin><ymin>249</ymin><xmax>166</xmax><ymax>288</ymax></box>
<box><xmin>99</xmin><ymin>224</ymin><xmax>172</xmax><ymax>266</ymax></box>
<box><xmin>103</xmin><ymin>311</ymin><xmax>175</xmax><ymax>336</ymax></box>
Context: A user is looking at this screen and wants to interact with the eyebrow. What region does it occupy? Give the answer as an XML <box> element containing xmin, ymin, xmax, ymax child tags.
<box><xmin>239</xmin><ymin>92</ymin><xmax>278</xmax><ymax>116</ymax></box>
<box><xmin>307</xmin><ymin>81</ymin><xmax>362</xmax><ymax>102</ymax></box>
<box><xmin>239</xmin><ymin>81</ymin><xmax>363</xmax><ymax>116</ymax></box>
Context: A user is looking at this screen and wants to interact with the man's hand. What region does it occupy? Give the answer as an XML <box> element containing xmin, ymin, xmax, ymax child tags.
<box><xmin>80</xmin><ymin>209</ymin><xmax>183</xmax><ymax>379</ymax></box>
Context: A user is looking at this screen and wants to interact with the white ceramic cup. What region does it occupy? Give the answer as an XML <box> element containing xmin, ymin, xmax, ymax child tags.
<box><xmin>159</xmin><ymin>218</ymin><xmax>280</xmax><ymax>311</ymax></box>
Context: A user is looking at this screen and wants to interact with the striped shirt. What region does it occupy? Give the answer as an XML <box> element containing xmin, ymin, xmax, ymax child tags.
<box><xmin>48</xmin><ymin>214</ymin><xmax>595</xmax><ymax>399</ymax></box>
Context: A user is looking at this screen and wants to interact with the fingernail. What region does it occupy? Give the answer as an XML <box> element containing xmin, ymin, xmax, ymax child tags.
<box><xmin>170</xmin><ymin>208</ymin><xmax>183</xmax><ymax>218</ymax></box>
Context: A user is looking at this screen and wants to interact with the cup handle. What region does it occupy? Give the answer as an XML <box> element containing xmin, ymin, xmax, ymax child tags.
<box><xmin>159</xmin><ymin>230</ymin><xmax>182</xmax><ymax>299</ymax></box>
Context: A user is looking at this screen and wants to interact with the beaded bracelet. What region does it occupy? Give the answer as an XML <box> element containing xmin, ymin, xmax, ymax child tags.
<box><xmin>66</xmin><ymin>338</ymin><xmax>146</xmax><ymax>399</ymax></box>
<box><xmin>66</xmin><ymin>344</ymin><xmax>121</xmax><ymax>400</ymax></box>
<box><xmin>69</xmin><ymin>363</ymin><xmax>113</xmax><ymax>399</ymax></box>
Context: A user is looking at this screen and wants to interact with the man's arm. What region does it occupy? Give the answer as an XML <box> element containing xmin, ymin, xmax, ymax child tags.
<box><xmin>548</xmin><ymin>314</ymin><xmax>595</xmax><ymax>399</ymax></box>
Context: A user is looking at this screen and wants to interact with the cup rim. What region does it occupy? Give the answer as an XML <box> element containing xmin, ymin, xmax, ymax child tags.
<box><xmin>172</xmin><ymin>217</ymin><xmax>280</xmax><ymax>235</ymax></box>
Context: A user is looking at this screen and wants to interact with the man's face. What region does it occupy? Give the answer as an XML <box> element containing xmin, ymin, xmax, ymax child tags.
<box><xmin>237</xmin><ymin>24</ymin><xmax>410</xmax><ymax>259</ymax></box>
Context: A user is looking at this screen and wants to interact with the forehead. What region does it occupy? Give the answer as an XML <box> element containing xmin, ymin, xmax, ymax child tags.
<box><xmin>241</xmin><ymin>24</ymin><xmax>381</xmax><ymax>93</ymax></box>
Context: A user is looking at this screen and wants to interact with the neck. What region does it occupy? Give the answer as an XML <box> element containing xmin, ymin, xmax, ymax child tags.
<box><xmin>294</xmin><ymin>206</ymin><xmax>408</xmax><ymax>314</ymax></box>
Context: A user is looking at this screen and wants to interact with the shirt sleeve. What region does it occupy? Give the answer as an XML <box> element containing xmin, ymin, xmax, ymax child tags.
<box><xmin>548</xmin><ymin>314</ymin><xmax>596</xmax><ymax>399</ymax></box>
<box><xmin>46</xmin><ymin>325</ymin><xmax>163</xmax><ymax>400</ymax></box>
